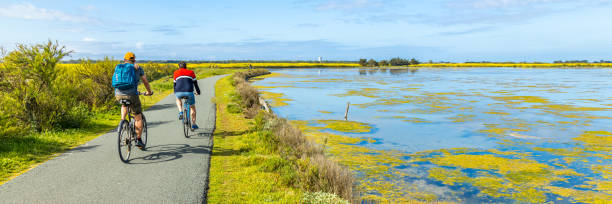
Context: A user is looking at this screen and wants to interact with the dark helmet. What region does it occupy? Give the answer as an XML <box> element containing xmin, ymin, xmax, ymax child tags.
<box><xmin>179</xmin><ymin>61</ymin><xmax>187</xmax><ymax>68</ymax></box>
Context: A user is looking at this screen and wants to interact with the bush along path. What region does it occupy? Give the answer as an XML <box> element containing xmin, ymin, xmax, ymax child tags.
<box><xmin>0</xmin><ymin>74</ymin><xmax>225</xmax><ymax>203</ymax></box>
<box><xmin>208</xmin><ymin>69</ymin><xmax>354</xmax><ymax>203</ymax></box>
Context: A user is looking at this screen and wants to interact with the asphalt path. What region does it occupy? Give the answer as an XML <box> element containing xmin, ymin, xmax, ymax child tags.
<box><xmin>0</xmin><ymin>75</ymin><xmax>225</xmax><ymax>204</ymax></box>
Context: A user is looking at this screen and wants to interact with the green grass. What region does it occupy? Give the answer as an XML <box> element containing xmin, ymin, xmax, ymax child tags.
<box><xmin>207</xmin><ymin>75</ymin><xmax>303</xmax><ymax>203</ymax></box>
<box><xmin>0</xmin><ymin>112</ymin><xmax>116</xmax><ymax>184</ymax></box>
<box><xmin>0</xmin><ymin>68</ymin><xmax>237</xmax><ymax>185</ymax></box>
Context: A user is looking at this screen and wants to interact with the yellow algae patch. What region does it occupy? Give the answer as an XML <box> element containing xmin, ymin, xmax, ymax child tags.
<box><xmin>315</xmin><ymin>120</ymin><xmax>373</xmax><ymax>133</ymax></box>
<box><xmin>400</xmin><ymin>87</ymin><xmax>421</xmax><ymax>91</ymax></box>
<box><xmin>573</xmin><ymin>99</ymin><xmax>601</xmax><ymax>102</ymax></box>
<box><xmin>535</xmin><ymin>120</ymin><xmax>557</xmax><ymax>127</ymax></box>
<box><xmin>430</xmin><ymin>154</ymin><xmax>550</xmax><ymax>174</ymax></box>
<box><xmin>532</xmin><ymin>147</ymin><xmax>586</xmax><ymax>158</ymax></box>
<box><xmin>545</xmin><ymin>186</ymin><xmax>612</xmax><ymax>204</ymax></box>
<box><xmin>332</xmin><ymin>88</ymin><xmax>393</xmax><ymax>98</ymax></box>
<box><xmin>492</xmin><ymin>96</ymin><xmax>550</xmax><ymax>104</ymax></box>
<box><xmin>588</xmin><ymin>165</ymin><xmax>612</xmax><ymax>194</ymax></box>
<box><xmin>459</xmin><ymin>106</ymin><xmax>473</xmax><ymax>110</ymax></box>
<box><xmin>573</xmin><ymin>131</ymin><xmax>612</xmax><ymax>152</ymax></box>
<box><xmin>318</xmin><ymin>110</ymin><xmax>332</xmax><ymax>114</ymax></box>
<box><xmin>402</xmin><ymin>117</ymin><xmax>431</xmax><ymax>123</ymax></box>
<box><xmin>374</xmin><ymin>116</ymin><xmax>407</xmax><ymax>119</ymax></box>
<box><xmin>428</xmin><ymin>167</ymin><xmax>470</xmax><ymax>185</ymax></box>
<box><xmin>260</xmin><ymin>91</ymin><xmax>292</xmax><ymax>107</ymax></box>
<box><xmin>447</xmin><ymin>114</ymin><xmax>476</xmax><ymax>122</ymax></box>
<box><xmin>484</xmin><ymin>111</ymin><xmax>511</xmax><ymax>115</ymax></box>
<box><xmin>532</xmin><ymin>104</ymin><xmax>610</xmax><ymax>112</ymax></box>
<box><xmin>480</xmin><ymin>124</ymin><xmax>510</xmax><ymax>136</ymax></box>
<box><xmin>298</xmin><ymin>78</ymin><xmax>352</xmax><ymax>83</ymax></box>
<box><xmin>252</xmin><ymin>85</ymin><xmax>294</xmax><ymax>89</ymax></box>
<box><xmin>252</xmin><ymin>72</ymin><xmax>291</xmax><ymax>79</ymax></box>
<box><xmin>591</xmin><ymin>165</ymin><xmax>612</xmax><ymax>180</ymax></box>
<box><xmin>486</xmin><ymin>149</ymin><xmax>531</xmax><ymax>157</ymax></box>
<box><xmin>424</xmin><ymin>92</ymin><xmax>464</xmax><ymax>96</ymax></box>
<box><xmin>471</xmin><ymin>176</ymin><xmax>511</xmax><ymax>198</ymax></box>
<box><xmin>424</xmin><ymin>152</ymin><xmax>593</xmax><ymax>203</ymax></box>
<box><xmin>289</xmin><ymin>120</ymin><xmax>325</xmax><ymax>132</ymax></box>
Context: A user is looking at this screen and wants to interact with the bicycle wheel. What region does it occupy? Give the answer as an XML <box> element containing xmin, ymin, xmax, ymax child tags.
<box><xmin>117</xmin><ymin>120</ymin><xmax>131</xmax><ymax>163</ymax></box>
<box><xmin>183</xmin><ymin>101</ymin><xmax>190</xmax><ymax>138</ymax></box>
<box><xmin>141</xmin><ymin>115</ymin><xmax>148</xmax><ymax>150</ymax></box>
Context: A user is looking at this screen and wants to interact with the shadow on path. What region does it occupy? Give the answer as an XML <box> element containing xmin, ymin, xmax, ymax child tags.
<box><xmin>69</xmin><ymin>145</ymin><xmax>100</xmax><ymax>153</ymax></box>
<box><xmin>128</xmin><ymin>144</ymin><xmax>211</xmax><ymax>165</ymax></box>
<box><xmin>145</xmin><ymin>103</ymin><xmax>176</xmax><ymax>112</ymax></box>
<box><xmin>147</xmin><ymin>120</ymin><xmax>174</xmax><ymax>128</ymax></box>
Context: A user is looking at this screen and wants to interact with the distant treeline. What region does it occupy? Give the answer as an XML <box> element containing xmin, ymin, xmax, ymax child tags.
<box><xmin>359</xmin><ymin>58</ymin><xmax>421</xmax><ymax>67</ymax></box>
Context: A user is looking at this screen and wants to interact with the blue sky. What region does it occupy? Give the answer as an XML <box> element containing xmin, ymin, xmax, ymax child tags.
<box><xmin>1</xmin><ymin>0</ymin><xmax>611</xmax><ymax>61</ymax></box>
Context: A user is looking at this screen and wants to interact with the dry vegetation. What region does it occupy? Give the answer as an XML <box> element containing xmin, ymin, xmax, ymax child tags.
<box><xmin>231</xmin><ymin>70</ymin><xmax>355</xmax><ymax>200</ymax></box>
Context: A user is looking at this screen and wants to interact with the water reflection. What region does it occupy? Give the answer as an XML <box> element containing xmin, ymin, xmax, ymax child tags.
<box><xmin>357</xmin><ymin>68</ymin><xmax>418</xmax><ymax>76</ymax></box>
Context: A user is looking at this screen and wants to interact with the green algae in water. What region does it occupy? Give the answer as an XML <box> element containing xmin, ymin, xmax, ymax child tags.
<box><xmin>252</xmin><ymin>68</ymin><xmax>612</xmax><ymax>203</ymax></box>
<box><xmin>315</xmin><ymin>120</ymin><xmax>373</xmax><ymax>133</ymax></box>
<box><xmin>260</xmin><ymin>91</ymin><xmax>292</xmax><ymax>107</ymax></box>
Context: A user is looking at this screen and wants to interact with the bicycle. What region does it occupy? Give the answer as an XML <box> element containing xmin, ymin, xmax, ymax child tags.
<box><xmin>180</xmin><ymin>96</ymin><xmax>194</xmax><ymax>138</ymax></box>
<box><xmin>117</xmin><ymin>92</ymin><xmax>152</xmax><ymax>163</ymax></box>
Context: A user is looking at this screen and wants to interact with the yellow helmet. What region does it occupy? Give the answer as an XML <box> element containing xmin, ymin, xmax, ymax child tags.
<box><xmin>124</xmin><ymin>52</ymin><xmax>135</xmax><ymax>61</ymax></box>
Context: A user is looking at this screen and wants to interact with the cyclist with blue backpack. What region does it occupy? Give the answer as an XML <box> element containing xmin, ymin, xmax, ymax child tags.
<box><xmin>173</xmin><ymin>61</ymin><xmax>201</xmax><ymax>130</ymax></box>
<box><xmin>113</xmin><ymin>52</ymin><xmax>153</xmax><ymax>148</ymax></box>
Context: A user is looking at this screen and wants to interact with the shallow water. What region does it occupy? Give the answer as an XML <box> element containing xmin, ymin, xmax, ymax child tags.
<box><xmin>252</xmin><ymin>68</ymin><xmax>612</xmax><ymax>203</ymax></box>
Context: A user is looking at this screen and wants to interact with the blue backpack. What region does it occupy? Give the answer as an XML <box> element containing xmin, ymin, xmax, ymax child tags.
<box><xmin>112</xmin><ymin>63</ymin><xmax>138</xmax><ymax>89</ymax></box>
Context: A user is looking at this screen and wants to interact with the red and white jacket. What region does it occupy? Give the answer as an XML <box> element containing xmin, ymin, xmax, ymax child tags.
<box><xmin>173</xmin><ymin>68</ymin><xmax>201</xmax><ymax>94</ymax></box>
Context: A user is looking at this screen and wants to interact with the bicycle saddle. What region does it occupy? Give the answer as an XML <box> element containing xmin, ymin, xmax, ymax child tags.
<box><xmin>119</xmin><ymin>99</ymin><xmax>132</xmax><ymax>105</ymax></box>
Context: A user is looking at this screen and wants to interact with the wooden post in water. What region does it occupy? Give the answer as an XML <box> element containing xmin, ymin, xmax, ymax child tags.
<box><xmin>344</xmin><ymin>102</ymin><xmax>350</xmax><ymax>121</ymax></box>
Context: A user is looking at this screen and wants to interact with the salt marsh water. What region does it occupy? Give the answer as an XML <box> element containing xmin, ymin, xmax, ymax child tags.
<box><xmin>252</xmin><ymin>68</ymin><xmax>612</xmax><ymax>203</ymax></box>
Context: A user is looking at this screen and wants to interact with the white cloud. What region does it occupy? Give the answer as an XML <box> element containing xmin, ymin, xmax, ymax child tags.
<box><xmin>135</xmin><ymin>42</ymin><xmax>144</xmax><ymax>50</ymax></box>
<box><xmin>82</xmin><ymin>37</ymin><xmax>96</xmax><ymax>42</ymax></box>
<box><xmin>0</xmin><ymin>3</ymin><xmax>96</xmax><ymax>23</ymax></box>
<box><xmin>81</xmin><ymin>5</ymin><xmax>96</xmax><ymax>12</ymax></box>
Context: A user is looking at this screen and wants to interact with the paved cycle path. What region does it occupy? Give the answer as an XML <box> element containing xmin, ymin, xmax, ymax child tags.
<box><xmin>0</xmin><ymin>75</ymin><xmax>225</xmax><ymax>204</ymax></box>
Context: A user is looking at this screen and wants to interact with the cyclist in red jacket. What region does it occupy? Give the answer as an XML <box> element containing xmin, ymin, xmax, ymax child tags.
<box><xmin>173</xmin><ymin>61</ymin><xmax>201</xmax><ymax>129</ymax></box>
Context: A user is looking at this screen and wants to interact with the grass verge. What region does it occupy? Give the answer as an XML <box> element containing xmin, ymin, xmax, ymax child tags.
<box><xmin>208</xmin><ymin>70</ymin><xmax>303</xmax><ymax>203</ymax></box>
<box><xmin>208</xmin><ymin>69</ymin><xmax>353</xmax><ymax>203</ymax></box>
<box><xmin>0</xmin><ymin>68</ymin><xmax>234</xmax><ymax>185</ymax></box>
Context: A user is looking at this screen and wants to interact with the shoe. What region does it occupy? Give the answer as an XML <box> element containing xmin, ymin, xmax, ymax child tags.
<box><xmin>191</xmin><ymin>124</ymin><xmax>199</xmax><ymax>129</ymax></box>
<box><xmin>136</xmin><ymin>139</ymin><xmax>145</xmax><ymax>149</ymax></box>
<box><xmin>178</xmin><ymin>112</ymin><xmax>183</xmax><ymax>120</ymax></box>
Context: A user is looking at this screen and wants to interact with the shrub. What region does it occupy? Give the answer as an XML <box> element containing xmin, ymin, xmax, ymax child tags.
<box><xmin>2</xmin><ymin>40</ymin><xmax>74</xmax><ymax>131</ymax></box>
<box><xmin>231</xmin><ymin>69</ymin><xmax>271</xmax><ymax>118</ymax></box>
<box><xmin>64</xmin><ymin>58</ymin><xmax>117</xmax><ymax>109</ymax></box>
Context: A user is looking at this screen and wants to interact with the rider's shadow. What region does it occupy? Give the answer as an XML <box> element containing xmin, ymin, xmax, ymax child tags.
<box><xmin>127</xmin><ymin>144</ymin><xmax>211</xmax><ymax>164</ymax></box>
<box><xmin>187</xmin><ymin>128</ymin><xmax>214</xmax><ymax>139</ymax></box>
